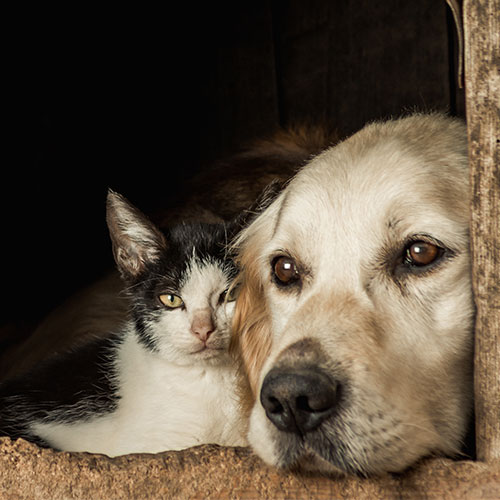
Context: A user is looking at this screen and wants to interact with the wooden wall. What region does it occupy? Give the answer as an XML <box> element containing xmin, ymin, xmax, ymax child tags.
<box><xmin>464</xmin><ymin>0</ymin><xmax>500</xmax><ymax>463</ymax></box>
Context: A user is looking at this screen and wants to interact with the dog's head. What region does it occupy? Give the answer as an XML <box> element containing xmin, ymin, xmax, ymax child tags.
<box><xmin>232</xmin><ymin>114</ymin><xmax>473</xmax><ymax>476</ymax></box>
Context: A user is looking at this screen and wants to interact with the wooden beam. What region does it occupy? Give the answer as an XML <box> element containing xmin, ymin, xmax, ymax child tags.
<box><xmin>463</xmin><ymin>0</ymin><xmax>500</xmax><ymax>462</ymax></box>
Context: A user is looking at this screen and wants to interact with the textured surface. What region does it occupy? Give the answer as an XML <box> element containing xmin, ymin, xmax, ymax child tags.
<box><xmin>464</xmin><ymin>0</ymin><xmax>500</xmax><ymax>463</ymax></box>
<box><xmin>0</xmin><ymin>438</ymin><xmax>499</xmax><ymax>499</ymax></box>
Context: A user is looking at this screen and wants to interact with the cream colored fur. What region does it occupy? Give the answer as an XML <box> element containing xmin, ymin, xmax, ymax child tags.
<box><xmin>232</xmin><ymin>113</ymin><xmax>473</xmax><ymax>475</ymax></box>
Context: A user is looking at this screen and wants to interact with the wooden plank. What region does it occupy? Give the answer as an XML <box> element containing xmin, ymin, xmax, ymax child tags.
<box><xmin>464</xmin><ymin>0</ymin><xmax>500</xmax><ymax>462</ymax></box>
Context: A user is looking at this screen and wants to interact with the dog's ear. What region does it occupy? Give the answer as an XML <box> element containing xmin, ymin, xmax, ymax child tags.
<box><xmin>229</xmin><ymin>180</ymin><xmax>282</xmax><ymax>398</ymax></box>
<box><xmin>230</xmin><ymin>245</ymin><xmax>273</xmax><ymax>402</ymax></box>
<box><xmin>226</xmin><ymin>179</ymin><xmax>285</xmax><ymax>239</ymax></box>
<box><xmin>106</xmin><ymin>189</ymin><xmax>167</xmax><ymax>281</ymax></box>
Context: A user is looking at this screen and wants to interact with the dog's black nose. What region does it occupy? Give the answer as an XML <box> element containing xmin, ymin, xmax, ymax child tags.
<box><xmin>260</xmin><ymin>367</ymin><xmax>338</xmax><ymax>434</ymax></box>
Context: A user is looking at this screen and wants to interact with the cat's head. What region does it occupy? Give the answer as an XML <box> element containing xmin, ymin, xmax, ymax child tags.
<box><xmin>106</xmin><ymin>190</ymin><xmax>242</xmax><ymax>366</ymax></box>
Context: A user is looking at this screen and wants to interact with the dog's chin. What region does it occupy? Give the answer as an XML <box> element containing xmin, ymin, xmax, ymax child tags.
<box><xmin>249</xmin><ymin>418</ymin><xmax>386</xmax><ymax>478</ymax></box>
<box><xmin>248</xmin><ymin>417</ymin><xmax>353</xmax><ymax>476</ymax></box>
<box><xmin>252</xmin><ymin>432</ymin><xmax>364</xmax><ymax>477</ymax></box>
<box><xmin>246</xmin><ymin>404</ymin><xmax>346</xmax><ymax>474</ymax></box>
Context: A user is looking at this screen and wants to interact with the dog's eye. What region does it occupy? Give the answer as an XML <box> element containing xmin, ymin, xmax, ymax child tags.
<box><xmin>404</xmin><ymin>241</ymin><xmax>442</xmax><ymax>267</ymax></box>
<box><xmin>273</xmin><ymin>256</ymin><xmax>300</xmax><ymax>286</ymax></box>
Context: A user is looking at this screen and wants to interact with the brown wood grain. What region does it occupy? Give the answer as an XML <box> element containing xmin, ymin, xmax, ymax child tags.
<box><xmin>464</xmin><ymin>0</ymin><xmax>500</xmax><ymax>463</ymax></box>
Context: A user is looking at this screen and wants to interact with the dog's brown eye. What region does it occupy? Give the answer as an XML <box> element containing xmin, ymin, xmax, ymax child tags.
<box><xmin>405</xmin><ymin>241</ymin><xmax>440</xmax><ymax>266</ymax></box>
<box><xmin>273</xmin><ymin>256</ymin><xmax>299</xmax><ymax>285</ymax></box>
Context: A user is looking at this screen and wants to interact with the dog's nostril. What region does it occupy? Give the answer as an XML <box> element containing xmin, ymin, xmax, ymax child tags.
<box><xmin>260</xmin><ymin>367</ymin><xmax>338</xmax><ymax>434</ymax></box>
<box><xmin>267</xmin><ymin>396</ymin><xmax>284</xmax><ymax>414</ymax></box>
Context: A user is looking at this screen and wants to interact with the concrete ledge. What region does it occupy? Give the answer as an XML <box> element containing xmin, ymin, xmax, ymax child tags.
<box><xmin>0</xmin><ymin>438</ymin><xmax>498</xmax><ymax>499</ymax></box>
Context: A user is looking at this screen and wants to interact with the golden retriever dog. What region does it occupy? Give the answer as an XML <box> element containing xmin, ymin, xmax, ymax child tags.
<box><xmin>232</xmin><ymin>113</ymin><xmax>473</xmax><ymax>476</ymax></box>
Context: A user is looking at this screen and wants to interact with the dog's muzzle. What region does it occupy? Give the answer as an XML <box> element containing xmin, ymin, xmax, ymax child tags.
<box><xmin>260</xmin><ymin>367</ymin><xmax>338</xmax><ymax>434</ymax></box>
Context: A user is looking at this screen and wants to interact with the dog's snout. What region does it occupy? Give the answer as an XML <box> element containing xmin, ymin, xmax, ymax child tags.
<box><xmin>260</xmin><ymin>367</ymin><xmax>338</xmax><ymax>434</ymax></box>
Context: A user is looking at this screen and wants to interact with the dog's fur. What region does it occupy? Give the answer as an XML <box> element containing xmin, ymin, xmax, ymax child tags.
<box><xmin>232</xmin><ymin>113</ymin><xmax>473</xmax><ymax>476</ymax></box>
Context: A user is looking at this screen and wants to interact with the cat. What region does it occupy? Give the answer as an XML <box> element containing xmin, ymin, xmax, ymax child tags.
<box><xmin>0</xmin><ymin>190</ymin><xmax>248</xmax><ymax>456</ymax></box>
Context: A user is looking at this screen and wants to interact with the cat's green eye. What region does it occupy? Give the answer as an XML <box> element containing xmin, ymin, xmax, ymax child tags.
<box><xmin>159</xmin><ymin>293</ymin><xmax>184</xmax><ymax>309</ymax></box>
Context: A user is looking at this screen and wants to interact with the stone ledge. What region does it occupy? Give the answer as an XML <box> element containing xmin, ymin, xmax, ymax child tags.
<box><xmin>0</xmin><ymin>438</ymin><xmax>498</xmax><ymax>499</ymax></box>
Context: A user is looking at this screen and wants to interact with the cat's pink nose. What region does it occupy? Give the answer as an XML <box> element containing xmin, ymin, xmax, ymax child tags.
<box><xmin>191</xmin><ymin>312</ymin><xmax>215</xmax><ymax>342</ymax></box>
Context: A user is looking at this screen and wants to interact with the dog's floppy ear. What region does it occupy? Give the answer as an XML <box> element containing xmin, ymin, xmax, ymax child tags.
<box><xmin>231</xmin><ymin>271</ymin><xmax>273</xmax><ymax>402</ymax></box>
<box><xmin>106</xmin><ymin>189</ymin><xmax>167</xmax><ymax>281</ymax></box>
<box><xmin>231</xmin><ymin>240</ymin><xmax>274</xmax><ymax>405</ymax></box>
<box><xmin>229</xmin><ymin>180</ymin><xmax>284</xmax><ymax>402</ymax></box>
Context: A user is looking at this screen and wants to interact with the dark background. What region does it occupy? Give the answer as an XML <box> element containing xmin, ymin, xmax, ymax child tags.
<box><xmin>3</xmin><ymin>1</ymin><xmax>463</xmax><ymax>333</ymax></box>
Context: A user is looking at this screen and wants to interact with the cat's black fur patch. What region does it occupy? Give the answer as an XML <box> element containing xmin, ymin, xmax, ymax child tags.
<box><xmin>0</xmin><ymin>335</ymin><xmax>120</xmax><ymax>447</ymax></box>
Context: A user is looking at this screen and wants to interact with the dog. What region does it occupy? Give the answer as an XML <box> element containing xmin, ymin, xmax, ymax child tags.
<box><xmin>232</xmin><ymin>113</ymin><xmax>474</xmax><ymax>476</ymax></box>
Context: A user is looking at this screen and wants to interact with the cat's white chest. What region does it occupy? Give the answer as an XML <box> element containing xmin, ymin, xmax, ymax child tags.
<box><xmin>32</xmin><ymin>334</ymin><xmax>246</xmax><ymax>456</ymax></box>
<box><xmin>115</xmin><ymin>336</ymin><xmax>245</xmax><ymax>454</ymax></box>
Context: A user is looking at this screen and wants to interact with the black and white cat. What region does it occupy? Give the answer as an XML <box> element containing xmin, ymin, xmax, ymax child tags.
<box><xmin>0</xmin><ymin>190</ymin><xmax>248</xmax><ymax>456</ymax></box>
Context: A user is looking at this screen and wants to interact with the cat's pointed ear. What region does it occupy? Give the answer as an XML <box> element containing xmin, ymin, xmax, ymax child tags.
<box><xmin>106</xmin><ymin>189</ymin><xmax>167</xmax><ymax>280</ymax></box>
<box><xmin>227</xmin><ymin>179</ymin><xmax>285</xmax><ymax>237</ymax></box>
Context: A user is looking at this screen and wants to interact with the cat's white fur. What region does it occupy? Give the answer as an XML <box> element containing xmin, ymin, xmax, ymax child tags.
<box><xmin>32</xmin><ymin>327</ymin><xmax>244</xmax><ymax>455</ymax></box>
<box><xmin>31</xmin><ymin>257</ymin><xmax>246</xmax><ymax>456</ymax></box>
